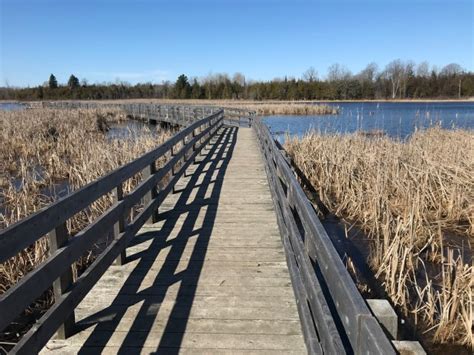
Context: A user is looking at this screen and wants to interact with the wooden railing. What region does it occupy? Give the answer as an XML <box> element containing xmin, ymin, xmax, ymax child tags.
<box><xmin>40</xmin><ymin>101</ymin><xmax>254</xmax><ymax>127</ymax></box>
<box><xmin>0</xmin><ymin>110</ymin><xmax>224</xmax><ymax>354</ymax></box>
<box><xmin>41</xmin><ymin>101</ymin><xmax>220</xmax><ymax>127</ymax></box>
<box><xmin>253</xmin><ymin>119</ymin><xmax>396</xmax><ymax>355</ymax></box>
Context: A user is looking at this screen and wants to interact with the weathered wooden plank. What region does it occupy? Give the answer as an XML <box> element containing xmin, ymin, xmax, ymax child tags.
<box><xmin>72</xmin><ymin>302</ymin><xmax>300</xmax><ymax>321</ymax></box>
<box><xmin>42</xmin><ymin>346</ymin><xmax>304</xmax><ymax>355</ymax></box>
<box><xmin>43</xmin><ymin>331</ymin><xmax>305</xmax><ymax>350</ymax></box>
<box><xmin>86</xmin><ymin>283</ymin><xmax>296</xmax><ymax>299</ymax></box>
<box><xmin>94</xmin><ymin>274</ymin><xmax>291</xmax><ymax>288</ymax></box>
<box><xmin>75</xmin><ymin>318</ymin><xmax>303</xmax><ymax>337</ymax></box>
<box><xmin>76</xmin><ymin>294</ymin><xmax>299</xmax><ymax>311</ymax></box>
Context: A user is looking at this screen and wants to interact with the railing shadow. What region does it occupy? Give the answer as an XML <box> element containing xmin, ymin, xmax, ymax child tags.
<box><xmin>75</xmin><ymin>125</ymin><xmax>238</xmax><ymax>353</ymax></box>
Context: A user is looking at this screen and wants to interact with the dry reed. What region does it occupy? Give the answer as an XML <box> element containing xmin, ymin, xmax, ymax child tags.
<box><xmin>0</xmin><ymin>108</ymin><xmax>171</xmax><ymax>295</ymax></box>
<box><xmin>47</xmin><ymin>99</ymin><xmax>339</xmax><ymax>116</ymax></box>
<box><xmin>224</xmin><ymin>103</ymin><xmax>339</xmax><ymax>115</ymax></box>
<box><xmin>285</xmin><ymin>127</ymin><xmax>474</xmax><ymax>348</ymax></box>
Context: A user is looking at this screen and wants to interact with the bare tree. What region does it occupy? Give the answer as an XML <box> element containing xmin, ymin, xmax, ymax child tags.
<box><xmin>440</xmin><ymin>63</ymin><xmax>463</xmax><ymax>76</ymax></box>
<box><xmin>416</xmin><ymin>61</ymin><xmax>430</xmax><ymax>78</ymax></box>
<box><xmin>357</xmin><ymin>62</ymin><xmax>378</xmax><ymax>82</ymax></box>
<box><xmin>303</xmin><ymin>67</ymin><xmax>318</xmax><ymax>82</ymax></box>
<box><xmin>384</xmin><ymin>59</ymin><xmax>405</xmax><ymax>98</ymax></box>
<box><xmin>327</xmin><ymin>63</ymin><xmax>352</xmax><ymax>81</ymax></box>
<box><xmin>232</xmin><ymin>72</ymin><xmax>246</xmax><ymax>86</ymax></box>
<box><xmin>400</xmin><ymin>61</ymin><xmax>415</xmax><ymax>98</ymax></box>
<box><xmin>440</xmin><ymin>63</ymin><xmax>464</xmax><ymax>97</ymax></box>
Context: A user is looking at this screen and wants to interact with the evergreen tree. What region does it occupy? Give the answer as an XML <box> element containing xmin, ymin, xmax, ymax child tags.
<box><xmin>48</xmin><ymin>74</ymin><xmax>58</xmax><ymax>89</ymax></box>
<box><xmin>174</xmin><ymin>74</ymin><xmax>191</xmax><ymax>99</ymax></box>
<box><xmin>68</xmin><ymin>74</ymin><xmax>80</xmax><ymax>89</ymax></box>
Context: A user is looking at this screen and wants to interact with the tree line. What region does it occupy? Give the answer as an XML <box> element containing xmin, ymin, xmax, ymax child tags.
<box><xmin>1</xmin><ymin>60</ymin><xmax>473</xmax><ymax>101</ymax></box>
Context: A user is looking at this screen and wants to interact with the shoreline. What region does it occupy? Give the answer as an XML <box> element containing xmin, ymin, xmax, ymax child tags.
<box><xmin>1</xmin><ymin>98</ymin><xmax>474</xmax><ymax>104</ymax></box>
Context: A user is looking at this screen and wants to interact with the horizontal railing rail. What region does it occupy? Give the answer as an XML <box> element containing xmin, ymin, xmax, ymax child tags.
<box><xmin>0</xmin><ymin>110</ymin><xmax>224</xmax><ymax>354</ymax></box>
<box><xmin>253</xmin><ymin>119</ymin><xmax>396</xmax><ymax>355</ymax></box>
<box><xmin>39</xmin><ymin>102</ymin><xmax>255</xmax><ymax>128</ymax></box>
<box><xmin>41</xmin><ymin>101</ymin><xmax>220</xmax><ymax>127</ymax></box>
<box><xmin>222</xmin><ymin>107</ymin><xmax>255</xmax><ymax>128</ymax></box>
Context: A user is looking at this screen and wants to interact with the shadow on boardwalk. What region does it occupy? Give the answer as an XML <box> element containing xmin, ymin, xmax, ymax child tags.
<box><xmin>75</xmin><ymin>126</ymin><xmax>238</xmax><ymax>354</ymax></box>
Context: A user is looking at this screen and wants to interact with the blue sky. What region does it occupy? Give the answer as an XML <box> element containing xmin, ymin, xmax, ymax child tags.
<box><xmin>1</xmin><ymin>0</ymin><xmax>473</xmax><ymax>87</ymax></box>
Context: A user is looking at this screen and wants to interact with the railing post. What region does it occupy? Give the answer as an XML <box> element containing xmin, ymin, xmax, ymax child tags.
<box><xmin>113</xmin><ymin>183</ymin><xmax>126</xmax><ymax>265</ymax></box>
<box><xmin>200</xmin><ymin>122</ymin><xmax>206</xmax><ymax>147</ymax></box>
<box><xmin>181</xmin><ymin>136</ymin><xmax>187</xmax><ymax>169</ymax></box>
<box><xmin>171</xmin><ymin>143</ymin><xmax>178</xmax><ymax>176</ymax></box>
<box><xmin>48</xmin><ymin>222</ymin><xmax>75</xmax><ymax>339</ymax></box>
<box><xmin>143</xmin><ymin>162</ymin><xmax>159</xmax><ymax>224</ymax></box>
<box><xmin>192</xmin><ymin>126</ymin><xmax>198</xmax><ymax>162</ymax></box>
<box><xmin>171</xmin><ymin>142</ymin><xmax>180</xmax><ymax>193</ymax></box>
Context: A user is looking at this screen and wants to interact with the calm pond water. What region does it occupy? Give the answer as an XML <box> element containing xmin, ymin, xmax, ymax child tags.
<box><xmin>264</xmin><ymin>101</ymin><xmax>474</xmax><ymax>140</ymax></box>
<box><xmin>0</xmin><ymin>102</ymin><xmax>26</xmax><ymax>111</ymax></box>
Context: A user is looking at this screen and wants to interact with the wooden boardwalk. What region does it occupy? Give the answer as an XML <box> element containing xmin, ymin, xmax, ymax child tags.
<box><xmin>2</xmin><ymin>109</ymin><xmax>405</xmax><ymax>354</ymax></box>
<box><xmin>41</xmin><ymin>126</ymin><xmax>306</xmax><ymax>354</ymax></box>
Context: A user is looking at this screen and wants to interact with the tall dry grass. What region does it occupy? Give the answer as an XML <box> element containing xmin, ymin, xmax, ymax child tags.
<box><xmin>77</xmin><ymin>99</ymin><xmax>339</xmax><ymax>116</ymax></box>
<box><xmin>224</xmin><ymin>103</ymin><xmax>339</xmax><ymax>115</ymax></box>
<box><xmin>0</xmin><ymin>108</ymin><xmax>171</xmax><ymax>295</ymax></box>
<box><xmin>285</xmin><ymin>127</ymin><xmax>474</xmax><ymax>348</ymax></box>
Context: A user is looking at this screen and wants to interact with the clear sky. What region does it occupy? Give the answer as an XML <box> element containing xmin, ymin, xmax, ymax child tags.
<box><xmin>1</xmin><ymin>0</ymin><xmax>473</xmax><ymax>87</ymax></box>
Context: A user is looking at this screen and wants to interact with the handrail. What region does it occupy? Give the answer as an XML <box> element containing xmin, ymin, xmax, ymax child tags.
<box><xmin>42</xmin><ymin>102</ymin><xmax>220</xmax><ymax>126</ymax></box>
<box><xmin>252</xmin><ymin>118</ymin><xmax>396</xmax><ymax>355</ymax></box>
<box><xmin>0</xmin><ymin>110</ymin><xmax>224</xmax><ymax>354</ymax></box>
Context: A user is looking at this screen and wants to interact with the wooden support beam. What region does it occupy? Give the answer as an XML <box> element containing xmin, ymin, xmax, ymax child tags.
<box><xmin>143</xmin><ymin>161</ymin><xmax>159</xmax><ymax>224</ymax></box>
<box><xmin>48</xmin><ymin>223</ymin><xmax>75</xmax><ymax>339</ymax></box>
<box><xmin>113</xmin><ymin>184</ymin><xmax>126</xmax><ymax>265</ymax></box>
<box><xmin>367</xmin><ymin>299</ymin><xmax>398</xmax><ymax>339</ymax></box>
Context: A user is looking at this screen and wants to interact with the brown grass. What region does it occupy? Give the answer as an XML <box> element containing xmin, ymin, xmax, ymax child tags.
<box><xmin>29</xmin><ymin>99</ymin><xmax>339</xmax><ymax>116</ymax></box>
<box><xmin>224</xmin><ymin>103</ymin><xmax>339</xmax><ymax>116</ymax></box>
<box><xmin>0</xmin><ymin>108</ymin><xmax>171</xmax><ymax>295</ymax></box>
<box><xmin>285</xmin><ymin>127</ymin><xmax>474</xmax><ymax>347</ymax></box>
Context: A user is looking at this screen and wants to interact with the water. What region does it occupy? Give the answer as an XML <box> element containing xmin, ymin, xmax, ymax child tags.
<box><xmin>0</xmin><ymin>102</ymin><xmax>26</xmax><ymax>111</ymax></box>
<box><xmin>264</xmin><ymin>101</ymin><xmax>474</xmax><ymax>140</ymax></box>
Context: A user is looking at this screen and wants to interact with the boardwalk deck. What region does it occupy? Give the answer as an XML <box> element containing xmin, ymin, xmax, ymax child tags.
<box><xmin>41</xmin><ymin>126</ymin><xmax>305</xmax><ymax>354</ymax></box>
